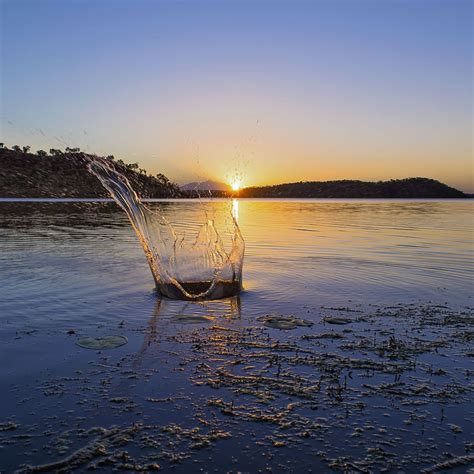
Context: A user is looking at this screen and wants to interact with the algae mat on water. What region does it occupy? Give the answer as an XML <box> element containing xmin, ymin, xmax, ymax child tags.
<box><xmin>76</xmin><ymin>335</ymin><xmax>128</xmax><ymax>350</ymax></box>
<box><xmin>257</xmin><ymin>314</ymin><xmax>314</xmax><ymax>330</ymax></box>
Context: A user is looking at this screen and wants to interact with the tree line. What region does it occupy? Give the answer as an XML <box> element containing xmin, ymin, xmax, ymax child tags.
<box><xmin>0</xmin><ymin>143</ymin><xmax>174</xmax><ymax>189</ymax></box>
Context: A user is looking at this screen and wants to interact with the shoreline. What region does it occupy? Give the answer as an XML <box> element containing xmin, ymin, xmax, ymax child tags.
<box><xmin>1</xmin><ymin>197</ymin><xmax>473</xmax><ymax>202</ymax></box>
<box><xmin>1</xmin><ymin>300</ymin><xmax>473</xmax><ymax>472</ymax></box>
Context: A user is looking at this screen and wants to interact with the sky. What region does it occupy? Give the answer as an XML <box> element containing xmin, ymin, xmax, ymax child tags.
<box><xmin>1</xmin><ymin>0</ymin><xmax>472</xmax><ymax>191</ymax></box>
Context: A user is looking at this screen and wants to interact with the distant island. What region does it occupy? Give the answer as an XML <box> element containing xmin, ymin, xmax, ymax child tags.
<box><xmin>237</xmin><ymin>178</ymin><xmax>466</xmax><ymax>199</ymax></box>
<box><xmin>0</xmin><ymin>146</ymin><xmax>467</xmax><ymax>199</ymax></box>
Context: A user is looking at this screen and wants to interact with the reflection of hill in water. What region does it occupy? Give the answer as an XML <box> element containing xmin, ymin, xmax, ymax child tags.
<box><xmin>0</xmin><ymin>201</ymin><xmax>198</xmax><ymax>231</ymax></box>
<box><xmin>0</xmin><ymin>202</ymin><xmax>127</xmax><ymax>231</ymax></box>
<box><xmin>0</xmin><ymin>198</ymin><xmax>453</xmax><ymax>234</ymax></box>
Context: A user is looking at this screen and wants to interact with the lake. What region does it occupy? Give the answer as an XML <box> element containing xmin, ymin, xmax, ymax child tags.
<box><xmin>0</xmin><ymin>199</ymin><xmax>473</xmax><ymax>472</ymax></box>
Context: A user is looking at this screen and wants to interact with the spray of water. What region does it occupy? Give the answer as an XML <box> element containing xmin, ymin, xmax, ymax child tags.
<box><xmin>86</xmin><ymin>156</ymin><xmax>244</xmax><ymax>300</ymax></box>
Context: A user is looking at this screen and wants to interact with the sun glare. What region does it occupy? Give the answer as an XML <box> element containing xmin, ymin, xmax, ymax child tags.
<box><xmin>231</xmin><ymin>179</ymin><xmax>242</xmax><ymax>192</ymax></box>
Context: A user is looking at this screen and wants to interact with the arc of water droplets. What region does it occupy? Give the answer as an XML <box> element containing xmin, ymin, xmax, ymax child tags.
<box><xmin>86</xmin><ymin>155</ymin><xmax>244</xmax><ymax>300</ymax></box>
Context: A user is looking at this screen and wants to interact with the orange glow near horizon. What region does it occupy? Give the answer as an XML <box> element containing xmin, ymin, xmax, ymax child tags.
<box><xmin>231</xmin><ymin>179</ymin><xmax>242</xmax><ymax>192</ymax></box>
<box><xmin>2</xmin><ymin>0</ymin><xmax>472</xmax><ymax>193</ymax></box>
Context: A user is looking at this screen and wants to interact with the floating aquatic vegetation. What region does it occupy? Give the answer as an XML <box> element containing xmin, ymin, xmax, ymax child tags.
<box><xmin>85</xmin><ymin>155</ymin><xmax>244</xmax><ymax>300</ymax></box>
<box><xmin>14</xmin><ymin>420</ymin><xmax>234</xmax><ymax>473</ymax></box>
<box><xmin>322</xmin><ymin>316</ymin><xmax>353</xmax><ymax>325</ymax></box>
<box><xmin>257</xmin><ymin>315</ymin><xmax>313</xmax><ymax>330</ymax></box>
<box><xmin>4</xmin><ymin>304</ymin><xmax>473</xmax><ymax>473</ymax></box>
<box><xmin>421</xmin><ymin>454</ymin><xmax>474</xmax><ymax>473</ymax></box>
<box><xmin>0</xmin><ymin>421</ymin><xmax>18</xmax><ymax>432</ymax></box>
<box><xmin>302</xmin><ymin>332</ymin><xmax>344</xmax><ymax>340</ymax></box>
<box><xmin>169</xmin><ymin>315</ymin><xmax>214</xmax><ymax>324</ymax></box>
<box><xmin>76</xmin><ymin>335</ymin><xmax>128</xmax><ymax>350</ymax></box>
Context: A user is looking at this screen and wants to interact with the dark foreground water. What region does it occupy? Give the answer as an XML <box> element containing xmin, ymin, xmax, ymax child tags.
<box><xmin>0</xmin><ymin>199</ymin><xmax>473</xmax><ymax>473</ymax></box>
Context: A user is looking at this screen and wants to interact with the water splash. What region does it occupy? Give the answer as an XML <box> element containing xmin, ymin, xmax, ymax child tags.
<box><xmin>86</xmin><ymin>156</ymin><xmax>244</xmax><ymax>300</ymax></box>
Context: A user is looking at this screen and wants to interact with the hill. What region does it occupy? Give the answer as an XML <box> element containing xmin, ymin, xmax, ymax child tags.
<box><xmin>0</xmin><ymin>147</ymin><xmax>182</xmax><ymax>198</ymax></box>
<box><xmin>0</xmin><ymin>146</ymin><xmax>466</xmax><ymax>199</ymax></box>
<box><xmin>238</xmin><ymin>178</ymin><xmax>466</xmax><ymax>199</ymax></box>
<box><xmin>180</xmin><ymin>180</ymin><xmax>230</xmax><ymax>192</ymax></box>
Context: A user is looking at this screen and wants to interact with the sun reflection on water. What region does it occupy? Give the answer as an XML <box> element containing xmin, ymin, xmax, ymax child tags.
<box><xmin>232</xmin><ymin>198</ymin><xmax>239</xmax><ymax>222</ymax></box>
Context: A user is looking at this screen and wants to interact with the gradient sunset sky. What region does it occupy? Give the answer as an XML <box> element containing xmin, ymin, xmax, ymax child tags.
<box><xmin>1</xmin><ymin>0</ymin><xmax>472</xmax><ymax>191</ymax></box>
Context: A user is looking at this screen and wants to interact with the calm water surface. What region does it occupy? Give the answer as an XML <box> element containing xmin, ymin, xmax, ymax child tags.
<box><xmin>1</xmin><ymin>199</ymin><xmax>472</xmax><ymax>317</ymax></box>
<box><xmin>0</xmin><ymin>199</ymin><xmax>472</xmax><ymax>472</ymax></box>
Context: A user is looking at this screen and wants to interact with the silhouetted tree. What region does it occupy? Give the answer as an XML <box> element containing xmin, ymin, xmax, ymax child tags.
<box><xmin>12</xmin><ymin>145</ymin><xmax>21</xmax><ymax>152</ymax></box>
<box><xmin>156</xmin><ymin>173</ymin><xmax>169</xmax><ymax>184</ymax></box>
<box><xmin>0</xmin><ymin>143</ymin><xmax>4</xmax><ymax>148</ymax></box>
<box><xmin>22</xmin><ymin>145</ymin><xmax>30</xmax><ymax>153</ymax></box>
<box><xmin>106</xmin><ymin>155</ymin><xmax>115</xmax><ymax>160</ymax></box>
<box><xmin>49</xmin><ymin>148</ymin><xmax>63</xmax><ymax>156</ymax></box>
<box><xmin>37</xmin><ymin>150</ymin><xmax>47</xmax><ymax>157</ymax></box>
<box><xmin>65</xmin><ymin>147</ymin><xmax>80</xmax><ymax>153</ymax></box>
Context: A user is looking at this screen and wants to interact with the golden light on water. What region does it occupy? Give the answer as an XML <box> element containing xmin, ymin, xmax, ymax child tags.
<box><xmin>232</xmin><ymin>198</ymin><xmax>239</xmax><ymax>222</ymax></box>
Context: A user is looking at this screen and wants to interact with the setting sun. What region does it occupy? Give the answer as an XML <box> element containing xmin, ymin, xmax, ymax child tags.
<box><xmin>231</xmin><ymin>179</ymin><xmax>242</xmax><ymax>192</ymax></box>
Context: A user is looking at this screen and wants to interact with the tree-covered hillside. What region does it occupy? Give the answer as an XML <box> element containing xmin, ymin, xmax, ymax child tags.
<box><xmin>239</xmin><ymin>178</ymin><xmax>466</xmax><ymax>199</ymax></box>
<box><xmin>0</xmin><ymin>146</ymin><xmax>182</xmax><ymax>198</ymax></box>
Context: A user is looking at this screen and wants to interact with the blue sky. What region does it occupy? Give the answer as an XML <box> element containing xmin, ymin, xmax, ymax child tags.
<box><xmin>1</xmin><ymin>0</ymin><xmax>472</xmax><ymax>190</ymax></box>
